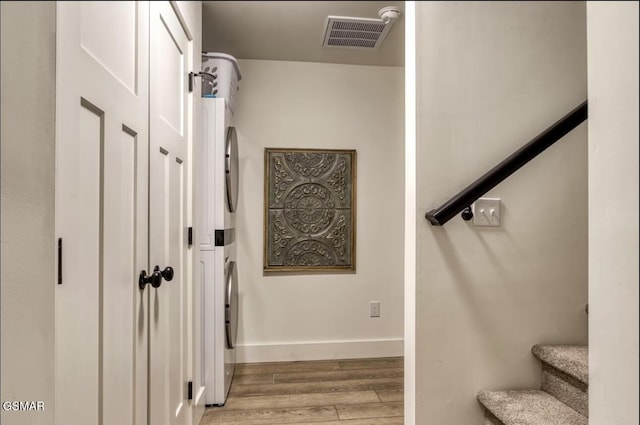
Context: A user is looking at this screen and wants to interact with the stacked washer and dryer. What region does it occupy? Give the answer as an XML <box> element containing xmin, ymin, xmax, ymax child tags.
<box><xmin>199</xmin><ymin>52</ymin><xmax>241</xmax><ymax>407</ymax></box>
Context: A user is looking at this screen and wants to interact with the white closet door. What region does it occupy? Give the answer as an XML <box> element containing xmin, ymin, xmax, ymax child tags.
<box><xmin>55</xmin><ymin>2</ymin><xmax>149</xmax><ymax>425</ymax></box>
<box><xmin>149</xmin><ymin>2</ymin><xmax>191</xmax><ymax>425</ymax></box>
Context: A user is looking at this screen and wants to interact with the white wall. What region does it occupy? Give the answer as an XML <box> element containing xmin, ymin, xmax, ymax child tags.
<box><xmin>414</xmin><ymin>2</ymin><xmax>588</xmax><ymax>424</ymax></box>
<box><xmin>1</xmin><ymin>2</ymin><xmax>56</xmax><ymax>424</ymax></box>
<box><xmin>403</xmin><ymin>3</ymin><xmax>417</xmax><ymax>424</ymax></box>
<box><xmin>587</xmin><ymin>3</ymin><xmax>639</xmax><ymax>424</ymax></box>
<box><xmin>233</xmin><ymin>59</ymin><xmax>405</xmax><ymax>362</ymax></box>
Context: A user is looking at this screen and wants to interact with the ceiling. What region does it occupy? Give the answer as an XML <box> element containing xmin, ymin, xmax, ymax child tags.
<box><xmin>202</xmin><ymin>1</ymin><xmax>405</xmax><ymax>67</ymax></box>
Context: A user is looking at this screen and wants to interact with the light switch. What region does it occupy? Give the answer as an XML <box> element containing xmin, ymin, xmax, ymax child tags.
<box><xmin>472</xmin><ymin>198</ymin><xmax>501</xmax><ymax>227</ymax></box>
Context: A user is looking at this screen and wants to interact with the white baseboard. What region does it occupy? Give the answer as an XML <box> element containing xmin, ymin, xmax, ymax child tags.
<box><xmin>235</xmin><ymin>338</ymin><xmax>403</xmax><ymax>363</ymax></box>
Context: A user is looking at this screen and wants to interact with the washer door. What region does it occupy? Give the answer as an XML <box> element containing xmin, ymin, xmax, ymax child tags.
<box><xmin>225</xmin><ymin>260</ymin><xmax>239</xmax><ymax>349</ymax></box>
<box><xmin>225</xmin><ymin>127</ymin><xmax>239</xmax><ymax>212</ymax></box>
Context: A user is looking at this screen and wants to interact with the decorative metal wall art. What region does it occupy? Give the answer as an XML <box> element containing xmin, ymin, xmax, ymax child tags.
<box><xmin>264</xmin><ymin>148</ymin><xmax>356</xmax><ymax>272</ymax></box>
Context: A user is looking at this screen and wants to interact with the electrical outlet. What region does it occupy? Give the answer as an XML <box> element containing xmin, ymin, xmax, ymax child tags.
<box><xmin>370</xmin><ymin>301</ymin><xmax>380</xmax><ymax>318</ymax></box>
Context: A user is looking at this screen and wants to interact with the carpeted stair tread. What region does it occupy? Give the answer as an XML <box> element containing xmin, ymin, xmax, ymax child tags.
<box><xmin>477</xmin><ymin>390</ymin><xmax>587</xmax><ymax>425</ymax></box>
<box><xmin>531</xmin><ymin>345</ymin><xmax>588</xmax><ymax>384</ymax></box>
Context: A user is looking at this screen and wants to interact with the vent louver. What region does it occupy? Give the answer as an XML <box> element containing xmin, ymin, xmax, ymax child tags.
<box><xmin>323</xmin><ymin>16</ymin><xmax>394</xmax><ymax>50</ymax></box>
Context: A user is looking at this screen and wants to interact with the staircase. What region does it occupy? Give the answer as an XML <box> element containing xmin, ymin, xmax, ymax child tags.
<box><xmin>477</xmin><ymin>345</ymin><xmax>588</xmax><ymax>425</ymax></box>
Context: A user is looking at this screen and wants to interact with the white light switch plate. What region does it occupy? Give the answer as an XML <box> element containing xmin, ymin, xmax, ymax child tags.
<box><xmin>473</xmin><ymin>198</ymin><xmax>501</xmax><ymax>226</ymax></box>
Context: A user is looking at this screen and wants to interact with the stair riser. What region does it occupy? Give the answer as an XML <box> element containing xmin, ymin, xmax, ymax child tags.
<box><xmin>485</xmin><ymin>417</ymin><xmax>502</xmax><ymax>425</ymax></box>
<box><xmin>477</xmin><ymin>389</ymin><xmax>587</xmax><ymax>425</ymax></box>
<box><xmin>484</xmin><ymin>410</ymin><xmax>505</xmax><ymax>425</ymax></box>
<box><xmin>541</xmin><ymin>365</ymin><xmax>588</xmax><ymax>417</ymax></box>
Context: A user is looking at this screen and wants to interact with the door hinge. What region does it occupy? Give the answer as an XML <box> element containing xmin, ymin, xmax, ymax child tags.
<box><xmin>187</xmin><ymin>227</ymin><xmax>193</xmax><ymax>247</ymax></box>
<box><xmin>57</xmin><ymin>238</ymin><xmax>63</xmax><ymax>285</ymax></box>
<box><xmin>187</xmin><ymin>381</ymin><xmax>193</xmax><ymax>400</ymax></box>
<box><xmin>189</xmin><ymin>71</ymin><xmax>217</xmax><ymax>93</ymax></box>
<box><xmin>188</xmin><ymin>72</ymin><xmax>195</xmax><ymax>93</ymax></box>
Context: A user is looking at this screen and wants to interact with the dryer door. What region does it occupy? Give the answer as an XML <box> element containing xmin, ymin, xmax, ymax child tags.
<box><xmin>225</xmin><ymin>260</ymin><xmax>239</xmax><ymax>349</ymax></box>
<box><xmin>225</xmin><ymin>127</ymin><xmax>239</xmax><ymax>212</ymax></box>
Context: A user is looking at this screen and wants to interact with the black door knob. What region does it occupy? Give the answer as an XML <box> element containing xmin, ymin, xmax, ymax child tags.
<box><xmin>139</xmin><ymin>265</ymin><xmax>174</xmax><ymax>290</ymax></box>
<box><xmin>139</xmin><ymin>268</ymin><xmax>161</xmax><ymax>290</ymax></box>
<box><xmin>159</xmin><ymin>266</ymin><xmax>174</xmax><ymax>282</ymax></box>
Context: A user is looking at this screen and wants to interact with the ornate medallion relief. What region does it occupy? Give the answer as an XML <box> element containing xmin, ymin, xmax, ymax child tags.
<box><xmin>265</xmin><ymin>149</ymin><xmax>356</xmax><ymax>271</ymax></box>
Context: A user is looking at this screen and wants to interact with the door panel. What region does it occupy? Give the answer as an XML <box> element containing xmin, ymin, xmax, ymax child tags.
<box><xmin>55</xmin><ymin>3</ymin><xmax>149</xmax><ymax>425</ymax></box>
<box><xmin>102</xmin><ymin>124</ymin><xmax>139</xmax><ymax>425</ymax></box>
<box><xmin>56</xmin><ymin>99</ymin><xmax>103</xmax><ymax>424</ymax></box>
<box><xmin>149</xmin><ymin>2</ymin><xmax>191</xmax><ymax>425</ymax></box>
<box><xmin>156</xmin><ymin>17</ymin><xmax>185</xmax><ymax>135</ymax></box>
<box><xmin>79</xmin><ymin>1</ymin><xmax>138</xmax><ymax>93</ymax></box>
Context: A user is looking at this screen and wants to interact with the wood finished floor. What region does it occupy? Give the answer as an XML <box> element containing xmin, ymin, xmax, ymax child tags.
<box><xmin>200</xmin><ymin>357</ymin><xmax>404</xmax><ymax>425</ymax></box>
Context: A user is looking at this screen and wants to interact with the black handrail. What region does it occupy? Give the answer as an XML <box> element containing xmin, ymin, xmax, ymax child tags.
<box><xmin>425</xmin><ymin>101</ymin><xmax>588</xmax><ymax>226</ymax></box>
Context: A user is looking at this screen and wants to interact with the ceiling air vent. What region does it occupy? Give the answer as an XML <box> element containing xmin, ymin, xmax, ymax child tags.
<box><xmin>323</xmin><ymin>17</ymin><xmax>388</xmax><ymax>49</ymax></box>
<box><xmin>323</xmin><ymin>8</ymin><xmax>400</xmax><ymax>50</ymax></box>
